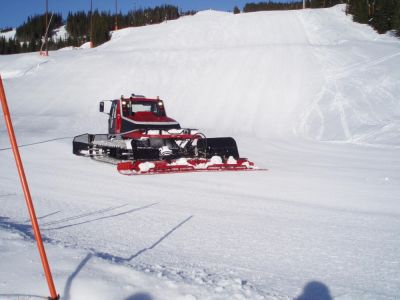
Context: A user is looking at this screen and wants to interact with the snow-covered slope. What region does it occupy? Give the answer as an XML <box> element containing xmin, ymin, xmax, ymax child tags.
<box><xmin>1</xmin><ymin>5</ymin><xmax>399</xmax><ymax>145</ymax></box>
<box><xmin>1</xmin><ymin>5</ymin><xmax>400</xmax><ymax>300</ymax></box>
<box><xmin>0</xmin><ymin>26</ymin><xmax>69</xmax><ymax>42</ymax></box>
<box><xmin>297</xmin><ymin>6</ymin><xmax>400</xmax><ymax>146</ymax></box>
<box><xmin>52</xmin><ymin>25</ymin><xmax>69</xmax><ymax>41</ymax></box>
<box><xmin>0</xmin><ymin>29</ymin><xmax>16</xmax><ymax>40</ymax></box>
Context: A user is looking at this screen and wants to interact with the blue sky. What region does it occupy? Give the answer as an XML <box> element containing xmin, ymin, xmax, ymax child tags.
<box><xmin>0</xmin><ymin>0</ymin><xmax>254</xmax><ymax>28</ymax></box>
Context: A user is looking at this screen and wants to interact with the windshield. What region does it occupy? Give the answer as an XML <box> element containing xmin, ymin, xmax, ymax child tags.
<box><xmin>122</xmin><ymin>101</ymin><xmax>161</xmax><ymax>117</ymax></box>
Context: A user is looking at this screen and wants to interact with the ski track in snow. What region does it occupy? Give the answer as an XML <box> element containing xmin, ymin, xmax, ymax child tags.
<box><xmin>1</xmin><ymin>5</ymin><xmax>400</xmax><ymax>300</ymax></box>
<box><xmin>296</xmin><ymin>6</ymin><xmax>400</xmax><ymax>147</ymax></box>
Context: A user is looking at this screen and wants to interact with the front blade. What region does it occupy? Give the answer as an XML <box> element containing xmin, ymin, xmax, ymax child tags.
<box><xmin>117</xmin><ymin>157</ymin><xmax>263</xmax><ymax>175</ymax></box>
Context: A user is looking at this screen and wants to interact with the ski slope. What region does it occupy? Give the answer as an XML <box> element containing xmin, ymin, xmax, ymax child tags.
<box><xmin>0</xmin><ymin>29</ymin><xmax>16</xmax><ymax>40</ymax></box>
<box><xmin>1</xmin><ymin>5</ymin><xmax>400</xmax><ymax>299</ymax></box>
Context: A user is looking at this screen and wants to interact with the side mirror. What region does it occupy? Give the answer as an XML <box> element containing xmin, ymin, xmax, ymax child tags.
<box><xmin>99</xmin><ymin>101</ymin><xmax>104</xmax><ymax>113</ymax></box>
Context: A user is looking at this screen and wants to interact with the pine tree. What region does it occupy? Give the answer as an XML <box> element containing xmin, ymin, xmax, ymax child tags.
<box><xmin>233</xmin><ymin>6</ymin><xmax>240</xmax><ymax>14</ymax></box>
<box><xmin>0</xmin><ymin>37</ymin><xmax>6</xmax><ymax>54</ymax></box>
<box><xmin>370</xmin><ymin>0</ymin><xmax>391</xmax><ymax>33</ymax></box>
<box><xmin>393</xmin><ymin>0</ymin><xmax>400</xmax><ymax>36</ymax></box>
<box><xmin>348</xmin><ymin>0</ymin><xmax>370</xmax><ymax>24</ymax></box>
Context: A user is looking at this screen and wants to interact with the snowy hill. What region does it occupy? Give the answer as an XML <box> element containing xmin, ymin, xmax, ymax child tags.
<box><xmin>1</xmin><ymin>5</ymin><xmax>399</xmax><ymax>145</ymax></box>
<box><xmin>0</xmin><ymin>28</ymin><xmax>16</xmax><ymax>40</ymax></box>
<box><xmin>1</xmin><ymin>5</ymin><xmax>400</xmax><ymax>300</ymax></box>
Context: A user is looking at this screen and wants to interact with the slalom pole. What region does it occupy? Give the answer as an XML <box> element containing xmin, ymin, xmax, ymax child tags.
<box><xmin>0</xmin><ymin>75</ymin><xmax>59</xmax><ymax>300</ymax></box>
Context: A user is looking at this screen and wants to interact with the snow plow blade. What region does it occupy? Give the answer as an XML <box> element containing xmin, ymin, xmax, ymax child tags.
<box><xmin>117</xmin><ymin>157</ymin><xmax>261</xmax><ymax>175</ymax></box>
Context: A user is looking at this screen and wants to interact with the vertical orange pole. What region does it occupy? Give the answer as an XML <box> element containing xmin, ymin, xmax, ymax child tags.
<box><xmin>90</xmin><ymin>0</ymin><xmax>94</xmax><ymax>48</ymax></box>
<box><xmin>0</xmin><ymin>75</ymin><xmax>59</xmax><ymax>300</ymax></box>
<box><xmin>45</xmin><ymin>0</ymin><xmax>49</xmax><ymax>56</ymax></box>
<box><xmin>115</xmin><ymin>0</ymin><xmax>118</xmax><ymax>30</ymax></box>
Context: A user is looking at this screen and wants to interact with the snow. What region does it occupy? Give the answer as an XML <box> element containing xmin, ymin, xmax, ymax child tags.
<box><xmin>0</xmin><ymin>26</ymin><xmax>68</xmax><ymax>43</ymax></box>
<box><xmin>138</xmin><ymin>162</ymin><xmax>156</xmax><ymax>172</ymax></box>
<box><xmin>79</xmin><ymin>42</ymin><xmax>91</xmax><ymax>49</ymax></box>
<box><xmin>226</xmin><ymin>156</ymin><xmax>237</xmax><ymax>164</ymax></box>
<box><xmin>51</xmin><ymin>25</ymin><xmax>69</xmax><ymax>41</ymax></box>
<box><xmin>0</xmin><ymin>29</ymin><xmax>16</xmax><ymax>40</ymax></box>
<box><xmin>1</xmin><ymin>5</ymin><xmax>400</xmax><ymax>299</ymax></box>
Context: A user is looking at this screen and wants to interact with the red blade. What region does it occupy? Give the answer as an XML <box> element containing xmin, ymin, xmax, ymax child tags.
<box><xmin>117</xmin><ymin>158</ymin><xmax>264</xmax><ymax>175</ymax></box>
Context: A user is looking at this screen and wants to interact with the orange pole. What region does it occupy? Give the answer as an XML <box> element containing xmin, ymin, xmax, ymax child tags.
<box><xmin>90</xmin><ymin>0</ymin><xmax>94</xmax><ymax>48</ymax></box>
<box><xmin>45</xmin><ymin>0</ymin><xmax>49</xmax><ymax>56</ymax></box>
<box><xmin>0</xmin><ymin>75</ymin><xmax>59</xmax><ymax>300</ymax></box>
<box><xmin>115</xmin><ymin>0</ymin><xmax>118</xmax><ymax>30</ymax></box>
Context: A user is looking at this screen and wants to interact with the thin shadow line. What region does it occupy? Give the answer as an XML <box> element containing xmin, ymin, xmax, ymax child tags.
<box><xmin>41</xmin><ymin>203</ymin><xmax>129</xmax><ymax>226</ymax></box>
<box><xmin>0</xmin><ymin>294</ymin><xmax>47</xmax><ymax>299</ymax></box>
<box><xmin>0</xmin><ymin>136</ymin><xmax>73</xmax><ymax>151</ymax></box>
<box><xmin>95</xmin><ymin>215</ymin><xmax>193</xmax><ymax>263</ymax></box>
<box><xmin>0</xmin><ymin>193</ymin><xmax>16</xmax><ymax>198</ymax></box>
<box><xmin>127</xmin><ymin>215</ymin><xmax>193</xmax><ymax>260</ymax></box>
<box><xmin>43</xmin><ymin>203</ymin><xmax>158</xmax><ymax>230</ymax></box>
<box><xmin>63</xmin><ymin>253</ymin><xmax>93</xmax><ymax>300</ymax></box>
<box><xmin>24</xmin><ymin>210</ymin><xmax>61</xmax><ymax>223</ymax></box>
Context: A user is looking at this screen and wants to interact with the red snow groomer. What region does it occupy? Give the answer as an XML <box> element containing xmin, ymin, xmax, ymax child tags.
<box><xmin>73</xmin><ymin>94</ymin><xmax>259</xmax><ymax>175</ymax></box>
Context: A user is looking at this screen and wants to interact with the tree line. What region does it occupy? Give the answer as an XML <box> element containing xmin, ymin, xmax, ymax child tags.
<box><xmin>347</xmin><ymin>0</ymin><xmax>400</xmax><ymax>35</ymax></box>
<box><xmin>237</xmin><ymin>0</ymin><xmax>343</xmax><ymax>13</ymax></box>
<box><xmin>236</xmin><ymin>0</ymin><xmax>399</xmax><ymax>36</ymax></box>
<box><xmin>2</xmin><ymin>1</ymin><xmax>399</xmax><ymax>54</ymax></box>
<box><xmin>66</xmin><ymin>5</ymin><xmax>181</xmax><ymax>47</ymax></box>
<box><xmin>0</xmin><ymin>27</ymin><xmax>13</xmax><ymax>33</ymax></box>
<box><xmin>0</xmin><ymin>5</ymin><xmax>181</xmax><ymax>54</ymax></box>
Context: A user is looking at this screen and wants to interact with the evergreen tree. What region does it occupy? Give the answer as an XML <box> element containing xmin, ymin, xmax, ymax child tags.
<box><xmin>393</xmin><ymin>0</ymin><xmax>400</xmax><ymax>36</ymax></box>
<box><xmin>29</xmin><ymin>37</ymin><xmax>37</xmax><ymax>52</ymax></box>
<box><xmin>310</xmin><ymin>0</ymin><xmax>324</xmax><ymax>8</ymax></box>
<box><xmin>243</xmin><ymin>1</ymin><xmax>307</xmax><ymax>12</ymax></box>
<box><xmin>21</xmin><ymin>41</ymin><xmax>28</xmax><ymax>53</ymax></box>
<box><xmin>1</xmin><ymin>4</ymin><xmax>188</xmax><ymax>54</ymax></box>
<box><xmin>0</xmin><ymin>37</ymin><xmax>6</xmax><ymax>54</ymax></box>
<box><xmin>370</xmin><ymin>0</ymin><xmax>395</xmax><ymax>33</ymax></box>
<box><xmin>347</xmin><ymin>0</ymin><xmax>370</xmax><ymax>24</ymax></box>
<box><xmin>233</xmin><ymin>6</ymin><xmax>241</xmax><ymax>14</ymax></box>
<box><xmin>16</xmin><ymin>13</ymin><xmax>63</xmax><ymax>42</ymax></box>
<box><xmin>0</xmin><ymin>27</ymin><xmax>13</xmax><ymax>33</ymax></box>
<box><xmin>347</xmin><ymin>0</ymin><xmax>400</xmax><ymax>35</ymax></box>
